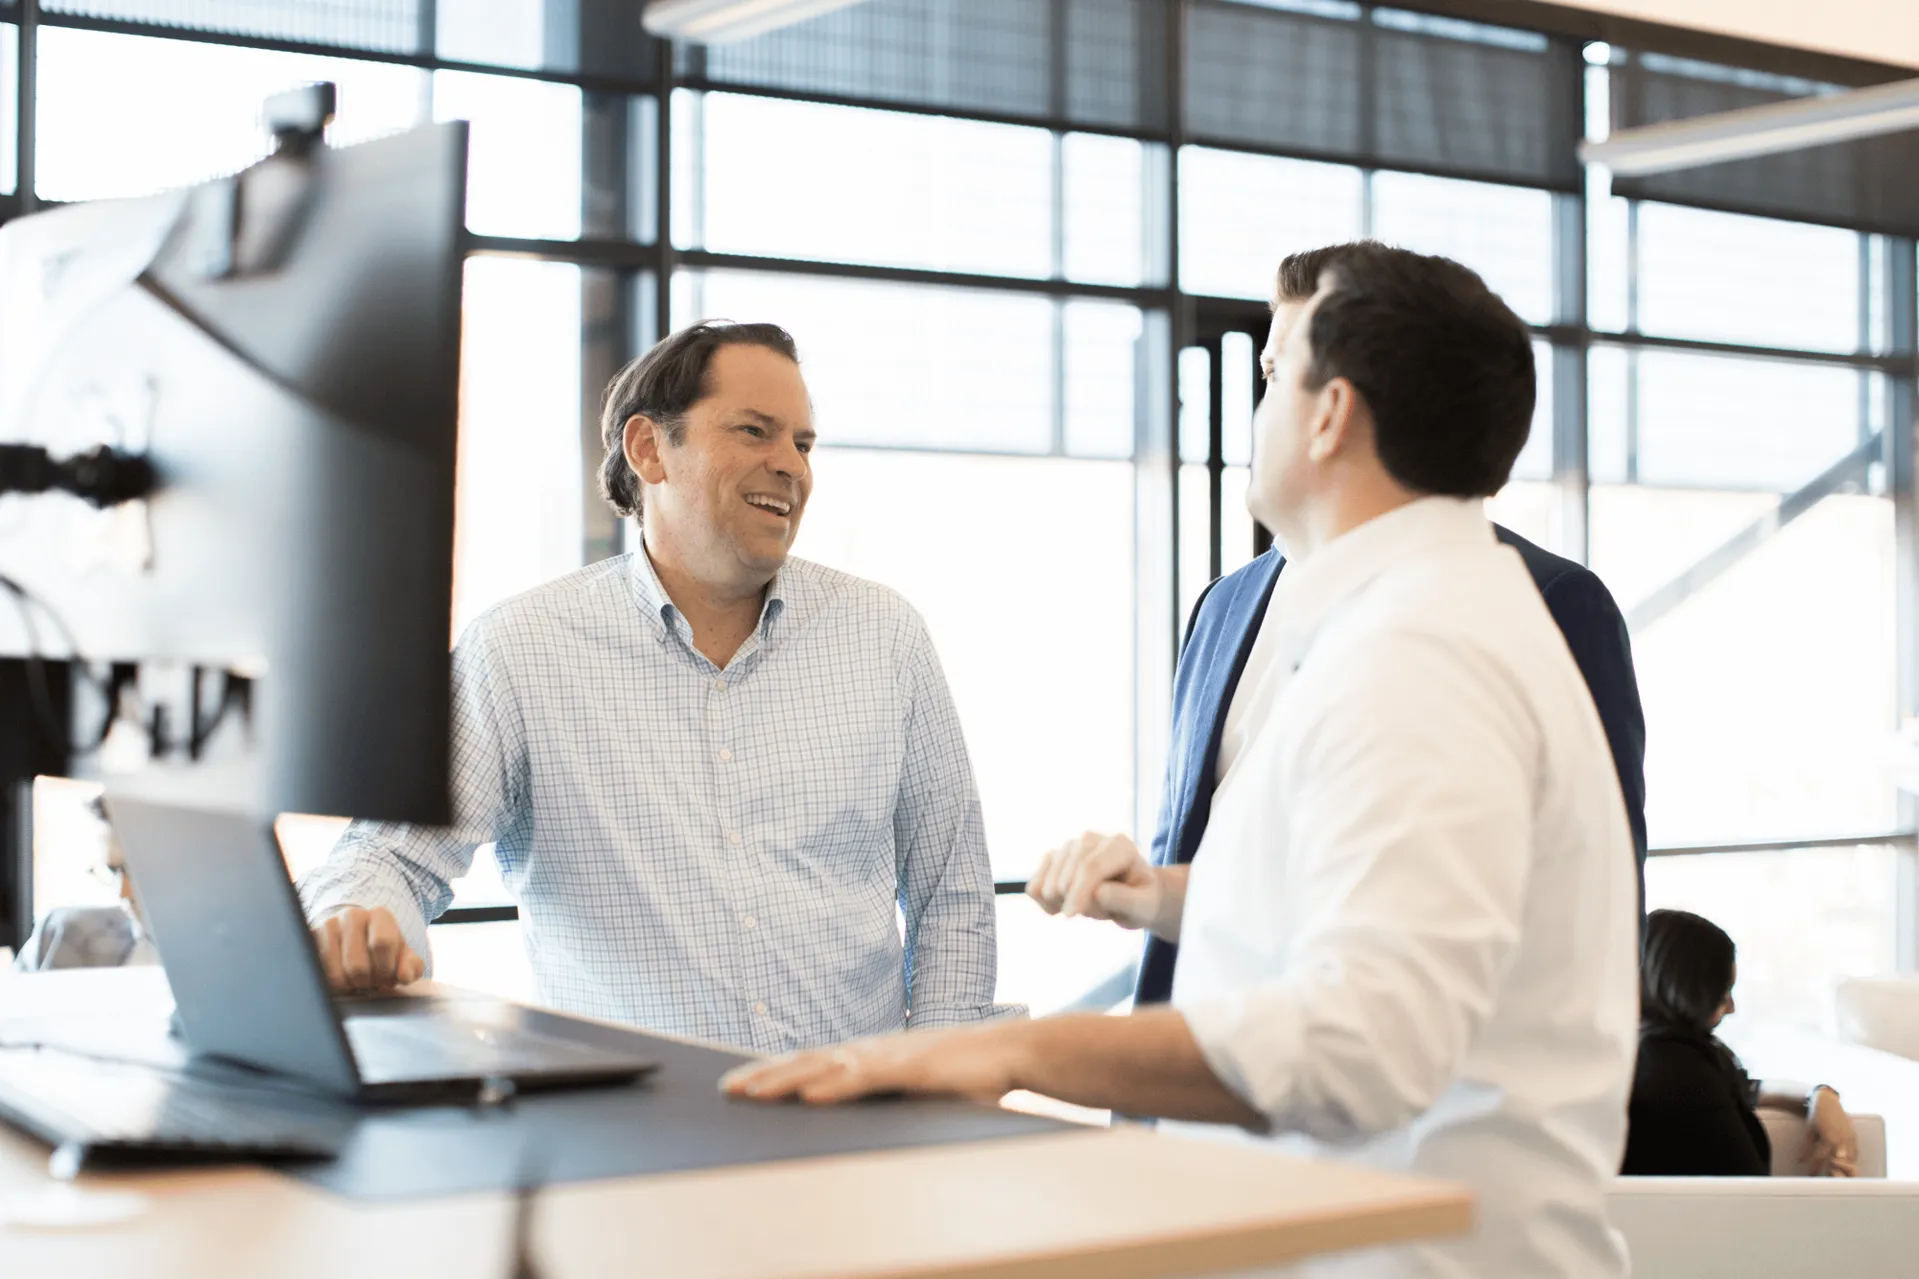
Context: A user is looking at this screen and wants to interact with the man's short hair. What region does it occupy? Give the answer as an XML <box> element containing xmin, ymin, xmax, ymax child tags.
<box><xmin>1273</xmin><ymin>242</ymin><xmax>1535</xmax><ymax>498</ymax></box>
<box><xmin>597</xmin><ymin>320</ymin><xmax>800</xmax><ymax>519</ymax></box>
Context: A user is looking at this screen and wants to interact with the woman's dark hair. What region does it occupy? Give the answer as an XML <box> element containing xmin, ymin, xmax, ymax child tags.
<box><xmin>1640</xmin><ymin>908</ymin><xmax>1737</xmax><ymax>1035</ymax></box>
<box><xmin>596</xmin><ymin>320</ymin><xmax>800</xmax><ymax>519</ymax></box>
<box><xmin>1272</xmin><ymin>241</ymin><xmax>1535</xmax><ymax>498</ymax></box>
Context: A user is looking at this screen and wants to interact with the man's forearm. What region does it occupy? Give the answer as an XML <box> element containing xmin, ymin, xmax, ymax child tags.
<box><xmin>1003</xmin><ymin>1008</ymin><xmax>1266</xmax><ymax>1128</ymax></box>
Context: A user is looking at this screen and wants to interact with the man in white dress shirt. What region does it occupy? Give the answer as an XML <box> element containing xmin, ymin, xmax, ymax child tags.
<box><xmin>723</xmin><ymin>243</ymin><xmax>1640</xmax><ymax>1278</ymax></box>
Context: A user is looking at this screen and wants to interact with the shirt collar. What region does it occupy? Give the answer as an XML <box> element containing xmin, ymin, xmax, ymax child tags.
<box><xmin>626</xmin><ymin>544</ymin><xmax>793</xmax><ymax>647</ymax></box>
<box><xmin>1269</xmin><ymin>496</ymin><xmax>1493</xmax><ymax>640</ymax></box>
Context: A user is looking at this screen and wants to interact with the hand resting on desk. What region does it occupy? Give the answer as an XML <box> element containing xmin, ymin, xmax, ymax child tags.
<box><xmin>311</xmin><ymin>905</ymin><xmax>424</xmax><ymax>993</ymax></box>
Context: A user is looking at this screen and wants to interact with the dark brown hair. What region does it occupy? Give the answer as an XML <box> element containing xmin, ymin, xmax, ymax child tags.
<box><xmin>597</xmin><ymin>321</ymin><xmax>800</xmax><ymax>519</ymax></box>
<box><xmin>1273</xmin><ymin>241</ymin><xmax>1534</xmax><ymax>498</ymax></box>
<box><xmin>1640</xmin><ymin>908</ymin><xmax>1737</xmax><ymax>1036</ymax></box>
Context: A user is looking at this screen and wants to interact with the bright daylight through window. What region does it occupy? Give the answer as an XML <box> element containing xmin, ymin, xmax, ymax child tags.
<box><xmin>9</xmin><ymin>0</ymin><xmax>1918</xmax><ymax>1032</ymax></box>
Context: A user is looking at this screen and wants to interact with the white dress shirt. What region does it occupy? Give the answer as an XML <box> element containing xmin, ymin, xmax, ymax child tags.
<box><xmin>1170</xmin><ymin>497</ymin><xmax>1639</xmax><ymax>1278</ymax></box>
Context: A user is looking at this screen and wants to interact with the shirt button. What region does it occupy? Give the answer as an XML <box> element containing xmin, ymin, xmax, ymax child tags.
<box><xmin>726</xmin><ymin>830</ymin><xmax>743</xmax><ymax>846</ymax></box>
<box><xmin>712</xmin><ymin>679</ymin><xmax>725</xmax><ymax>692</ymax></box>
<box><xmin>717</xmin><ymin>747</ymin><xmax>733</xmax><ymax>763</ymax></box>
<box><xmin>742</xmin><ymin>915</ymin><xmax>757</xmax><ymax>930</ymax></box>
<box><xmin>753</xmin><ymin>1001</ymin><xmax>768</xmax><ymax>1016</ymax></box>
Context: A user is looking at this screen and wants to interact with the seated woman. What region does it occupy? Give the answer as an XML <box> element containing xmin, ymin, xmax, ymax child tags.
<box><xmin>1622</xmin><ymin>908</ymin><xmax>1856</xmax><ymax>1176</ymax></box>
<box><xmin>12</xmin><ymin>795</ymin><xmax>157</xmax><ymax>973</ymax></box>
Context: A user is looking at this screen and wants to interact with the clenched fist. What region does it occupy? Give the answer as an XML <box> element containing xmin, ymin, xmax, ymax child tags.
<box><xmin>1026</xmin><ymin>832</ymin><xmax>1186</xmax><ymax>940</ymax></box>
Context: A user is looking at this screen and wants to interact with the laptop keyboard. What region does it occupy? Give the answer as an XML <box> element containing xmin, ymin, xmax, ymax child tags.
<box><xmin>0</xmin><ymin>1049</ymin><xmax>348</xmax><ymax>1156</ymax></box>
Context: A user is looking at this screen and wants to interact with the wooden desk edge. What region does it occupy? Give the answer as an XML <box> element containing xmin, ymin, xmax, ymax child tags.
<box><xmin>986</xmin><ymin>1189</ymin><xmax>1474</xmax><ymax>1279</ymax></box>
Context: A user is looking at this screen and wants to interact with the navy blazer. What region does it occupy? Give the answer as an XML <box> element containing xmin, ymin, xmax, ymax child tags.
<box><xmin>1136</xmin><ymin>525</ymin><xmax>1648</xmax><ymax>1005</ymax></box>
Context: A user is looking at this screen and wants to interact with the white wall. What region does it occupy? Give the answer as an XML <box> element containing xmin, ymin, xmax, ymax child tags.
<box><xmin>1552</xmin><ymin>0</ymin><xmax>1919</xmax><ymax>71</ymax></box>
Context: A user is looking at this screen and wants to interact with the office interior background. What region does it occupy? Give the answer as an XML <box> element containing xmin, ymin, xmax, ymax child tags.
<box><xmin>10</xmin><ymin>0</ymin><xmax>1919</xmax><ymax>1034</ymax></box>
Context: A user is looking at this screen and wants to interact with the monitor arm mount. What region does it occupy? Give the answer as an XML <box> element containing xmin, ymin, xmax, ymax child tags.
<box><xmin>0</xmin><ymin>83</ymin><xmax>341</xmax><ymax>512</ymax></box>
<box><xmin>185</xmin><ymin>81</ymin><xmax>337</xmax><ymax>281</ymax></box>
<box><xmin>0</xmin><ymin>442</ymin><xmax>155</xmax><ymax>508</ymax></box>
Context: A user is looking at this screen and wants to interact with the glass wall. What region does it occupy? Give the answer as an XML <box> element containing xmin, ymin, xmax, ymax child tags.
<box><xmin>9</xmin><ymin>1</ymin><xmax>1914</xmax><ymax>1024</ymax></box>
<box><xmin>1582</xmin><ymin>47</ymin><xmax>1911</xmax><ymax>1031</ymax></box>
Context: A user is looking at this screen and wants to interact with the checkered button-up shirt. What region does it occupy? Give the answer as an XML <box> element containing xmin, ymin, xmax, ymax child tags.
<box><xmin>298</xmin><ymin>551</ymin><xmax>1009</xmax><ymax>1053</ymax></box>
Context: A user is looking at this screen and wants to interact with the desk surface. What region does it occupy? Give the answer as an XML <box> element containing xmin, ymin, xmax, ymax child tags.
<box><xmin>0</xmin><ymin>968</ymin><xmax>1472</xmax><ymax>1279</ymax></box>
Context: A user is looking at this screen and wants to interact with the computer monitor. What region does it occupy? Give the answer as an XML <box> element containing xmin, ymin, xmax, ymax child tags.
<box><xmin>0</xmin><ymin>96</ymin><xmax>467</xmax><ymax>849</ymax></box>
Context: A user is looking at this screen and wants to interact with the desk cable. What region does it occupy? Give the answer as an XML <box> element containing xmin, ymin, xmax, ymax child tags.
<box><xmin>476</xmin><ymin>1075</ymin><xmax>545</xmax><ymax>1279</ymax></box>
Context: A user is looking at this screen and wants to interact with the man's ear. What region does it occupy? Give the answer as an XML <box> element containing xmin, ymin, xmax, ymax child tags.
<box><xmin>624</xmin><ymin>414</ymin><xmax>670</xmax><ymax>485</ymax></box>
<box><xmin>1305</xmin><ymin>377</ymin><xmax>1359</xmax><ymax>463</ymax></box>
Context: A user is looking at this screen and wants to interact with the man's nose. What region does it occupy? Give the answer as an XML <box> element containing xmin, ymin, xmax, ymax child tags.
<box><xmin>771</xmin><ymin>438</ymin><xmax>806</xmax><ymax>478</ymax></box>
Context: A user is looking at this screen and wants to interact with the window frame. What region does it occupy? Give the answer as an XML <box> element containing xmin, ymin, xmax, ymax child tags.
<box><xmin>6</xmin><ymin>1</ymin><xmax>1917</xmax><ymax>987</ymax></box>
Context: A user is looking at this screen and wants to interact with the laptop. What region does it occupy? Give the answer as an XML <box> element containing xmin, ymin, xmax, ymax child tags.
<box><xmin>106</xmin><ymin>796</ymin><xmax>660</xmax><ymax>1103</ymax></box>
<box><xmin>0</xmin><ymin>1048</ymin><xmax>354</xmax><ymax>1170</ymax></box>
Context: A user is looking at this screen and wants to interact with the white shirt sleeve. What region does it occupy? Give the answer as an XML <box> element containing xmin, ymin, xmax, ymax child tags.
<box><xmin>1179</xmin><ymin>627</ymin><xmax>1541</xmax><ymax>1142</ymax></box>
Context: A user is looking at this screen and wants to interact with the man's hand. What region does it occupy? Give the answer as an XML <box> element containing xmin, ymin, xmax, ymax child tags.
<box><xmin>1026</xmin><ymin>832</ymin><xmax>1182</xmax><ymax>939</ymax></box>
<box><xmin>720</xmin><ymin>1023</ymin><xmax>1030</xmax><ymax>1106</ymax></box>
<box><xmin>312</xmin><ymin>906</ymin><xmax>425</xmax><ymax>993</ymax></box>
<box><xmin>1808</xmin><ymin>1087</ymin><xmax>1860</xmax><ymax>1177</ymax></box>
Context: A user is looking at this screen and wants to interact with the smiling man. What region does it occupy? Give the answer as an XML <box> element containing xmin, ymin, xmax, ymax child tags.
<box><xmin>297</xmin><ymin>321</ymin><xmax>1008</xmax><ymax>1052</ymax></box>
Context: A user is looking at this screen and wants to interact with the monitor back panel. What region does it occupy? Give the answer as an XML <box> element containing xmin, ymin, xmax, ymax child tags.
<box><xmin>0</xmin><ymin>121</ymin><xmax>468</xmax><ymax>826</ymax></box>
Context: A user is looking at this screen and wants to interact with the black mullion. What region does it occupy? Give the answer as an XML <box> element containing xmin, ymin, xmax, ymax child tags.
<box><xmin>1550</xmin><ymin>33</ymin><xmax>1588</xmax><ymax>562</ymax></box>
<box><xmin>1609</xmin><ymin>180</ymin><xmax>1919</xmax><ymax>241</ymax></box>
<box><xmin>1207</xmin><ymin>328</ymin><xmax>1224</xmax><ymax>581</ymax></box>
<box><xmin>1047</xmin><ymin>0</ymin><xmax>1068</xmax><ymax>458</ymax></box>
<box><xmin>17</xmin><ymin>0</ymin><xmax>34</xmax><ymax>215</ymax></box>
<box><xmin>1247</xmin><ymin>327</ymin><xmax>1274</xmax><ymax>559</ymax></box>
<box><xmin>1886</xmin><ymin>237</ymin><xmax>1918</xmax><ymax>950</ymax></box>
<box><xmin>653</xmin><ymin>37</ymin><xmax>675</xmax><ymax>344</ymax></box>
<box><xmin>1646</xmin><ymin>832</ymin><xmax>1918</xmax><ymax>859</ymax></box>
<box><xmin>675</xmin><ymin>247</ymin><xmax>1176</xmax><ymax>305</ymax></box>
<box><xmin>1164</xmin><ymin>0</ymin><xmax>1188</xmax><ymax>663</ymax></box>
<box><xmin>1592</xmin><ymin>330</ymin><xmax>1910</xmax><ymax>374</ymax></box>
<box><xmin>1357</xmin><ymin>5</ymin><xmax>1377</xmax><ymax>165</ymax></box>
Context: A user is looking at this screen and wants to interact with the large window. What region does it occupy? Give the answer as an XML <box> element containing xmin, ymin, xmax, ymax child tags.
<box><xmin>676</xmin><ymin>92</ymin><xmax>1054</xmax><ymax>278</ymax></box>
<box><xmin>454</xmin><ymin>256</ymin><xmax>589</xmax><ymax>637</ymax></box>
<box><xmin>32</xmin><ymin>28</ymin><xmax>590</xmax><ymax>241</ymax></box>
<box><xmin>1368</xmin><ymin>171</ymin><xmax>1556</xmax><ymax>325</ymax></box>
<box><xmin>1</xmin><ymin>23</ymin><xmax>16</xmax><ymax>196</ymax></box>
<box><xmin>34</xmin><ymin>28</ymin><xmax>426</xmax><ymax>203</ymax></box>
<box><xmin>1580</xmin><ymin>46</ymin><xmax>1911</xmax><ymax>1029</ymax></box>
<box><xmin>1633</xmin><ymin>202</ymin><xmax>1861</xmax><ymax>354</ymax></box>
<box><xmin>11</xmin><ymin>3</ymin><xmax>1916</xmax><ymax>1030</ymax></box>
<box><xmin>676</xmin><ymin>270</ymin><xmax>1056</xmax><ymax>452</ymax></box>
<box><xmin>1647</xmin><ymin>846</ymin><xmax>1901</xmax><ymax>1033</ymax></box>
<box><xmin>676</xmin><ymin>90</ymin><xmax>1159</xmax><ymax>290</ymax></box>
<box><xmin>1177</xmin><ymin>147</ymin><xmax>1363</xmax><ymax>300</ymax></box>
<box><xmin>1586</xmin><ymin>341</ymin><xmax>1898</xmax><ymax>852</ymax></box>
<box><xmin>798</xmin><ymin>449</ymin><xmax>1138</xmax><ymax>880</ymax></box>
